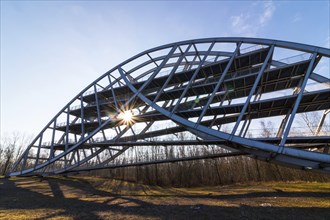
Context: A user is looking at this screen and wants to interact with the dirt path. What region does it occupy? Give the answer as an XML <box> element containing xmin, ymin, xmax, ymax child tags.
<box><xmin>0</xmin><ymin>177</ymin><xmax>329</xmax><ymax>219</ymax></box>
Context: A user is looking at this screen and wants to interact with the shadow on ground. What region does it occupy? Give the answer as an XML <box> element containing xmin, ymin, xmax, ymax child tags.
<box><xmin>0</xmin><ymin>177</ymin><xmax>329</xmax><ymax>220</ymax></box>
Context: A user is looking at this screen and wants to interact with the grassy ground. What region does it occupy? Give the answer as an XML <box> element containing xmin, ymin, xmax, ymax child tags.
<box><xmin>0</xmin><ymin>176</ymin><xmax>329</xmax><ymax>220</ymax></box>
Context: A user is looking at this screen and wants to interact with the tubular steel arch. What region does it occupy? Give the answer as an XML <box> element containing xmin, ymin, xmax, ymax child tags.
<box><xmin>8</xmin><ymin>37</ymin><xmax>330</xmax><ymax>177</ymax></box>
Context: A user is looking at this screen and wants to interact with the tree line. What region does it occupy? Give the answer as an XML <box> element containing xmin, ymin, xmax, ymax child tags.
<box><xmin>90</xmin><ymin>145</ymin><xmax>330</xmax><ymax>187</ymax></box>
<box><xmin>1</xmin><ymin>112</ymin><xmax>329</xmax><ymax>186</ymax></box>
<box><xmin>90</xmin><ymin>112</ymin><xmax>330</xmax><ymax>186</ymax></box>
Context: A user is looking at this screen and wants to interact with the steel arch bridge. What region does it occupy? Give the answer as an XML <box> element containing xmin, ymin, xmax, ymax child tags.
<box><xmin>8</xmin><ymin>37</ymin><xmax>330</xmax><ymax>177</ymax></box>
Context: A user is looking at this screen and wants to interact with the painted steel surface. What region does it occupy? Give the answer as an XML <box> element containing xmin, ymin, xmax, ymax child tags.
<box><xmin>8</xmin><ymin>38</ymin><xmax>330</xmax><ymax>177</ymax></box>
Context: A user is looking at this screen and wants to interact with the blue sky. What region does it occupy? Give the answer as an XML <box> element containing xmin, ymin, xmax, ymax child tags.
<box><xmin>1</xmin><ymin>1</ymin><xmax>329</xmax><ymax>137</ymax></box>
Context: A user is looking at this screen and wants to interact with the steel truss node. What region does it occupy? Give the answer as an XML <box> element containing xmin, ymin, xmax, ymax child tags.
<box><xmin>8</xmin><ymin>37</ymin><xmax>330</xmax><ymax>177</ymax></box>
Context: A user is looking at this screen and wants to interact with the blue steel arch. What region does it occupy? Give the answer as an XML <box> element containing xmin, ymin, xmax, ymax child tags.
<box><xmin>8</xmin><ymin>37</ymin><xmax>330</xmax><ymax>177</ymax></box>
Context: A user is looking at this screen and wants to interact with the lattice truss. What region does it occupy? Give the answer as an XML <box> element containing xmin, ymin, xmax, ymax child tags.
<box><xmin>9</xmin><ymin>38</ymin><xmax>330</xmax><ymax>177</ymax></box>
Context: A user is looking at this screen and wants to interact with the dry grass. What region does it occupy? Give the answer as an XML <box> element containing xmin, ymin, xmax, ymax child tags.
<box><xmin>0</xmin><ymin>176</ymin><xmax>329</xmax><ymax>219</ymax></box>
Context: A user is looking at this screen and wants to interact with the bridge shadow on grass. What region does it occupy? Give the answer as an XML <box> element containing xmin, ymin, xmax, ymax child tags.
<box><xmin>0</xmin><ymin>177</ymin><xmax>329</xmax><ymax>220</ymax></box>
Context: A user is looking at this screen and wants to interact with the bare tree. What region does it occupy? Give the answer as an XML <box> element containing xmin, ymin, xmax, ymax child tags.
<box><xmin>0</xmin><ymin>132</ymin><xmax>32</xmax><ymax>175</ymax></box>
<box><xmin>299</xmin><ymin>111</ymin><xmax>330</xmax><ymax>136</ymax></box>
<box><xmin>260</xmin><ymin>120</ymin><xmax>275</xmax><ymax>138</ymax></box>
<box><xmin>300</xmin><ymin>112</ymin><xmax>320</xmax><ymax>135</ymax></box>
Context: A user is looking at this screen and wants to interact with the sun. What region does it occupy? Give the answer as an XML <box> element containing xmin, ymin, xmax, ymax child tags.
<box><xmin>117</xmin><ymin>110</ymin><xmax>133</xmax><ymax>123</ymax></box>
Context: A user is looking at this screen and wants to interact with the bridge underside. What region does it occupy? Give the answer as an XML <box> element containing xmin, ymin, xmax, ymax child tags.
<box><xmin>9</xmin><ymin>38</ymin><xmax>330</xmax><ymax>177</ymax></box>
